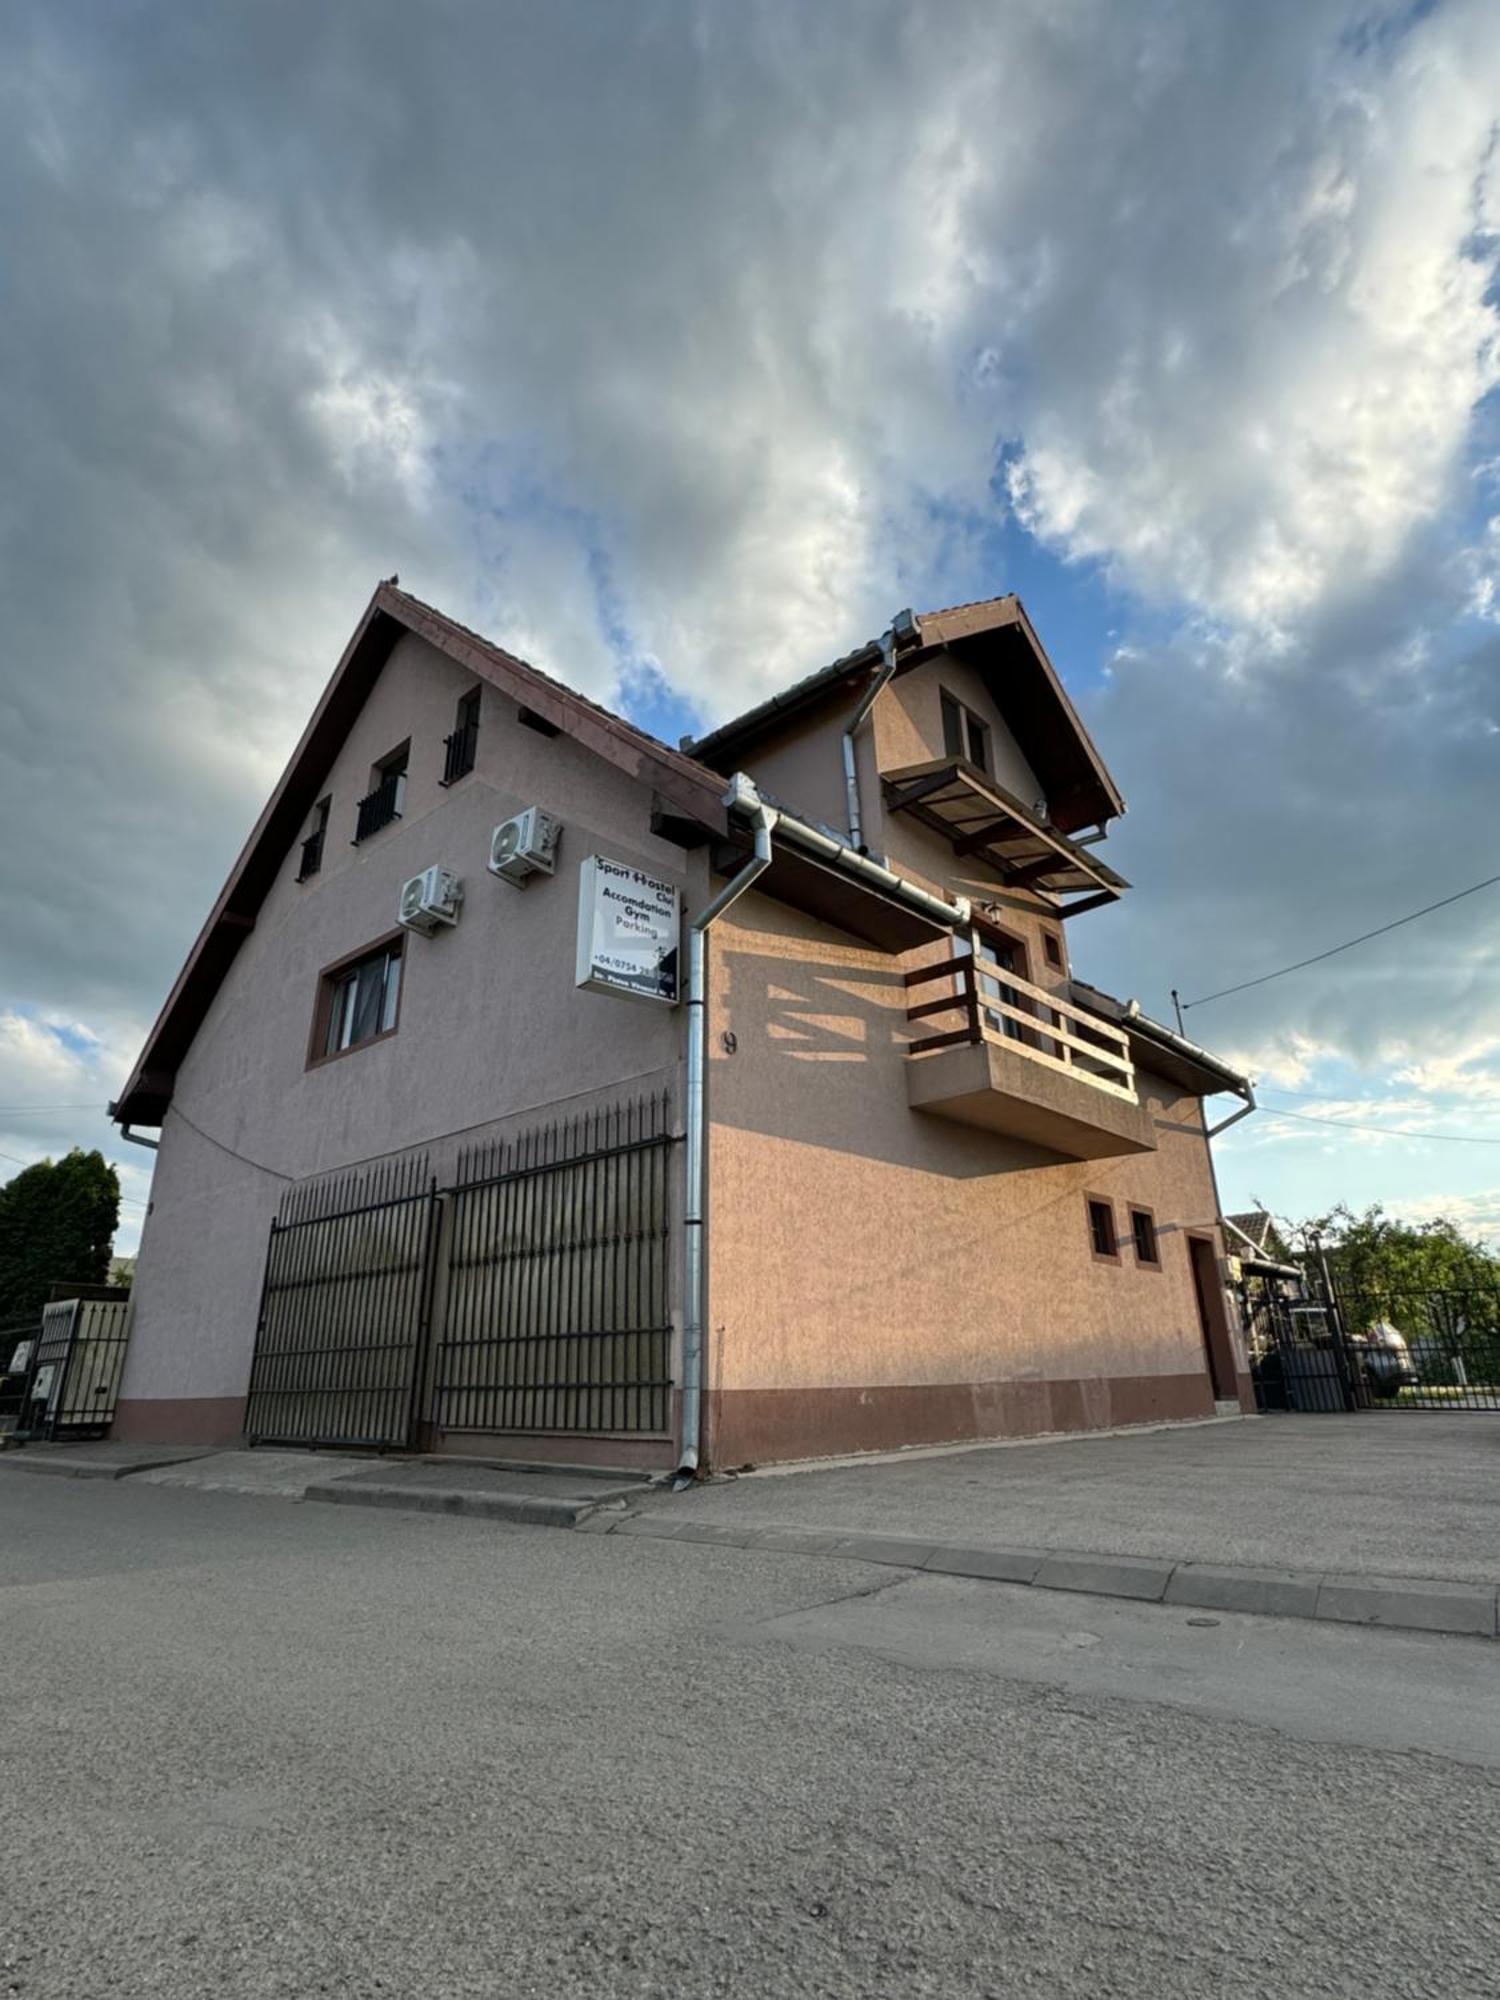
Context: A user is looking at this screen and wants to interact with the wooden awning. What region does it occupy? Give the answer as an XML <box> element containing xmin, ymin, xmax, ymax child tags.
<box><xmin>882</xmin><ymin>760</ymin><xmax>1128</xmax><ymax>913</ymax></box>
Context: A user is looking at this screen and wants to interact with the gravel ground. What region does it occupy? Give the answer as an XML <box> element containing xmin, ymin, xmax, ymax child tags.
<box><xmin>650</xmin><ymin>1411</ymin><xmax>1500</xmax><ymax>1582</ymax></box>
<box><xmin>2</xmin><ymin>1472</ymin><xmax>1498</xmax><ymax>1998</ymax></box>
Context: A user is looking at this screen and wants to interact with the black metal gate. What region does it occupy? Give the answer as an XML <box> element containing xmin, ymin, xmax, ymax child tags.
<box><xmin>434</xmin><ymin>1091</ymin><xmax>673</xmax><ymax>1435</ymax></box>
<box><xmin>245</xmin><ymin>1156</ymin><xmax>441</xmax><ymax>1449</ymax></box>
<box><xmin>1245</xmin><ymin>1273</ymin><xmax>1500</xmax><ymax>1413</ymax></box>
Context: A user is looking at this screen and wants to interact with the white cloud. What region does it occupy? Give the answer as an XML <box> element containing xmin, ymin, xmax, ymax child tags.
<box><xmin>3</xmin><ymin>0</ymin><xmax>1500</xmax><ymax>1252</ymax></box>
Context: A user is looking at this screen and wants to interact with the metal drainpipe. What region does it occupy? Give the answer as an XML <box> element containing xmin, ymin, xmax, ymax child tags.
<box><xmin>120</xmin><ymin>1125</ymin><xmax>160</xmax><ymax>1152</ymax></box>
<box><xmin>842</xmin><ymin>610</ymin><xmax>916</xmax><ymax>851</ymax></box>
<box><xmin>676</xmin><ymin>797</ymin><xmax>779</xmax><ymax>1485</ymax></box>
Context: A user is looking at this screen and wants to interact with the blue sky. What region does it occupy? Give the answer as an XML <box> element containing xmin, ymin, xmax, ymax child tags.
<box><xmin>2</xmin><ymin>0</ymin><xmax>1500</xmax><ymax>1257</ymax></box>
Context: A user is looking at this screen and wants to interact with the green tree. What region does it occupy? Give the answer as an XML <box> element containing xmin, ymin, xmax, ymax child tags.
<box><xmin>0</xmin><ymin>1148</ymin><xmax>121</xmax><ymax>1327</ymax></box>
<box><xmin>1286</xmin><ymin>1202</ymin><xmax>1500</xmax><ymax>1387</ymax></box>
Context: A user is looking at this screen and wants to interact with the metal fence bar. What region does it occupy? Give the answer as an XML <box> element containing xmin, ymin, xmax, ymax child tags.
<box><xmin>244</xmin><ymin>1155</ymin><xmax>439</xmax><ymax>1448</ymax></box>
<box><xmin>434</xmin><ymin>1090</ymin><xmax>673</xmax><ymax>1436</ymax></box>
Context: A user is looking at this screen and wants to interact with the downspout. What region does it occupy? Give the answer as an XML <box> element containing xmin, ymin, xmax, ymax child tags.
<box><xmin>842</xmin><ymin>608</ymin><xmax>917</xmax><ymax>852</ymax></box>
<box><xmin>1206</xmin><ymin>1084</ymin><xmax>1256</xmax><ymax>1139</ymax></box>
<box><xmin>677</xmin><ymin>792</ymin><xmax>779</xmax><ymax>1486</ymax></box>
<box><xmin>120</xmin><ymin>1125</ymin><xmax>160</xmax><ymax>1152</ymax></box>
<box><xmin>675</xmin><ymin>773</ymin><xmax>970</xmax><ymax>1487</ymax></box>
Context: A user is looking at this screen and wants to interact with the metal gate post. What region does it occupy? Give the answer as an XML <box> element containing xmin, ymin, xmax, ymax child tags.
<box><xmin>403</xmin><ymin>1179</ymin><xmax>446</xmax><ymax>1452</ymax></box>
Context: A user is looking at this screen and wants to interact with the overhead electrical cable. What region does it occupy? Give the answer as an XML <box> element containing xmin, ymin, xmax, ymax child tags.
<box><xmin>1183</xmin><ymin>870</ymin><xmax>1500</xmax><ymax>1009</ymax></box>
<box><xmin>1253</xmin><ymin>1106</ymin><xmax>1500</xmax><ymax>1146</ymax></box>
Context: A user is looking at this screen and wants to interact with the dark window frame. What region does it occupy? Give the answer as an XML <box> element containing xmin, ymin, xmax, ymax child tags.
<box><xmin>1042</xmin><ymin>929</ymin><xmax>1065</xmax><ymax>972</ymax></box>
<box><xmin>1129</xmin><ymin>1205</ymin><xmax>1161</xmax><ymax>1268</ymax></box>
<box><xmin>441</xmin><ymin>687</ymin><xmax>481</xmax><ymax>786</ymax></box>
<box><xmin>1086</xmin><ymin>1194</ymin><xmax>1120</xmax><ymax>1265</ymax></box>
<box><xmin>297</xmin><ymin>797</ymin><xmax>331</xmax><ymax>883</ymax></box>
<box><xmin>353</xmin><ymin>741</ymin><xmax>410</xmax><ymax>844</ymax></box>
<box><xmin>307</xmin><ymin>930</ymin><xmax>405</xmax><ymax>1069</ymax></box>
<box><xmin>940</xmin><ymin>689</ymin><xmax>992</xmax><ymax>776</ymax></box>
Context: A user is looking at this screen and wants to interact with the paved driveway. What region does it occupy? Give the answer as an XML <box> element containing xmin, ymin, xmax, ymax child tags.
<box><xmin>654</xmin><ymin>1413</ymin><xmax>1500</xmax><ymax>1584</ymax></box>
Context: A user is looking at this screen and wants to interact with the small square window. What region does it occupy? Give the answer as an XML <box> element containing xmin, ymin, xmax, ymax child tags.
<box><xmin>1087</xmin><ymin>1197</ymin><xmax>1117</xmax><ymax>1261</ymax></box>
<box><xmin>312</xmin><ymin>937</ymin><xmax>403</xmax><ymax>1062</ymax></box>
<box><xmin>1131</xmin><ymin>1209</ymin><xmax>1160</xmax><ymax>1266</ymax></box>
<box><xmin>1043</xmin><ymin>931</ymin><xmax>1064</xmax><ymax>971</ymax></box>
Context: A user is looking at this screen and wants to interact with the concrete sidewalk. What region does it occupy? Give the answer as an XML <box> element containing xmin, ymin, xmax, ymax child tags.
<box><xmin>646</xmin><ymin>1413</ymin><xmax>1500</xmax><ymax>1585</ymax></box>
<box><xmin>611</xmin><ymin>1413</ymin><xmax>1500</xmax><ymax>1639</ymax></box>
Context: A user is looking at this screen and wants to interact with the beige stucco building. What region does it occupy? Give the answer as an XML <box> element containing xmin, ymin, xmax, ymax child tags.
<box><xmin>111</xmin><ymin>583</ymin><xmax>1255</xmax><ymax>1470</ymax></box>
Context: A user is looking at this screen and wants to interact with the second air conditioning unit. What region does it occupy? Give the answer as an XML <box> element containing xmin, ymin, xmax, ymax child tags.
<box><xmin>397</xmin><ymin>866</ymin><xmax>464</xmax><ymax>935</ymax></box>
<box><xmin>489</xmin><ymin>807</ymin><xmax>562</xmax><ymax>886</ymax></box>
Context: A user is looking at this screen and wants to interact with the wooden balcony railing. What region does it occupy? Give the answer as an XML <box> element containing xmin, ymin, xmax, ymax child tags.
<box><xmin>905</xmin><ymin>952</ymin><xmax>1136</xmax><ymax>1102</ymax></box>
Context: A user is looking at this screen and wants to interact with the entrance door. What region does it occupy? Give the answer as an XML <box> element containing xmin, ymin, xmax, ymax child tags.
<box><xmin>1188</xmin><ymin>1235</ymin><xmax>1238</xmax><ymax>1400</ymax></box>
<box><xmin>973</xmin><ymin>926</ymin><xmax>1029</xmax><ymax>1044</ymax></box>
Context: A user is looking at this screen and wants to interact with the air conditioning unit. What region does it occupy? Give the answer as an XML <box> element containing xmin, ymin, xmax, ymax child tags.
<box><xmin>489</xmin><ymin>807</ymin><xmax>562</xmax><ymax>886</ymax></box>
<box><xmin>397</xmin><ymin>866</ymin><xmax>463</xmax><ymax>935</ymax></box>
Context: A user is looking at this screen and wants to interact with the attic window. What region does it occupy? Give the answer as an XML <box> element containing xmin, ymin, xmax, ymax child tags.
<box><xmin>297</xmin><ymin>798</ymin><xmax>330</xmax><ymax>882</ymax></box>
<box><xmin>354</xmin><ymin>743</ymin><xmax>408</xmax><ymax>843</ymax></box>
<box><xmin>940</xmin><ymin>690</ymin><xmax>990</xmax><ymax>775</ymax></box>
<box><xmin>442</xmin><ymin>689</ymin><xmax>480</xmax><ymax>785</ymax></box>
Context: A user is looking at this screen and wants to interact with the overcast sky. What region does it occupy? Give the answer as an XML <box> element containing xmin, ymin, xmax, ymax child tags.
<box><xmin>4</xmin><ymin>0</ymin><xmax>1500</xmax><ymax>1259</ymax></box>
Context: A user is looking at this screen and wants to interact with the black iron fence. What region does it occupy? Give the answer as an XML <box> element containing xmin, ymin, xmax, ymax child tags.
<box><xmin>435</xmin><ymin>1091</ymin><xmax>674</xmax><ymax>1435</ymax></box>
<box><xmin>1337</xmin><ymin>1284</ymin><xmax>1500</xmax><ymax>1411</ymax></box>
<box><xmin>243</xmin><ymin>1093</ymin><xmax>676</xmax><ymax>1450</ymax></box>
<box><xmin>245</xmin><ymin>1155</ymin><xmax>440</xmax><ymax>1449</ymax></box>
<box><xmin>1244</xmin><ymin>1274</ymin><xmax>1500</xmax><ymax>1414</ymax></box>
<box><xmin>0</xmin><ymin>1321</ymin><xmax>38</xmax><ymax>1430</ymax></box>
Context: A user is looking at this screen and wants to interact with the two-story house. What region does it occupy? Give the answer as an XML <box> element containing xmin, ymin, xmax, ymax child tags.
<box><xmin>110</xmin><ymin>582</ymin><xmax>1255</xmax><ymax>1470</ymax></box>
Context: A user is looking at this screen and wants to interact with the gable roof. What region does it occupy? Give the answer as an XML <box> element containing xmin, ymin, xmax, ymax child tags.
<box><xmin>111</xmin><ymin>583</ymin><xmax>730</xmax><ymax>1127</ymax></box>
<box><xmin>688</xmin><ymin>595</ymin><xmax>1126</xmax><ymax>835</ymax></box>
<box><xmin>1225</xmin><ymin>1209</ymin><xmax>1292</xmax><ymax>1260</ymax></box>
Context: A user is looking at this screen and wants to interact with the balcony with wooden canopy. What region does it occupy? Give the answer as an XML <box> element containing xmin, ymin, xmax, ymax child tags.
<box><xmin>882</xmin><ymin>759</ymin><xmax>1127</xmax><ymax>915</ymax></box>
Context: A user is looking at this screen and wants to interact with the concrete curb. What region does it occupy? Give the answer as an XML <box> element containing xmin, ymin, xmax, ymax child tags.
<box><xmin>608</xmin><ymin>1512</ymin><xmax>1500</xmax><ymax>1639</ymax></box>
<box><xmin>302</xmin><ymin>1481</ymin><xmax>598</xmax><ymax>1530</ymax></box>
<box><xmin>0</xmin><ymin>1450</ymin><xmax>217</xmax><ymax>1481</ymax></box>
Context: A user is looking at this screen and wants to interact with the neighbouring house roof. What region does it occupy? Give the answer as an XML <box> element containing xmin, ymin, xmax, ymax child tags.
<box><xmin>111</xmin><ymin>582</ymin><xmax>734</xmax><ymax>1128</ymax></box>
<box><xmin>688</xmin><ymin>595</ymin><xmax>1126</xmax><ymax>836</ymax></box>
<box><xmin>1225</xmin><ymin>1209</ymin><xmax>1293</xmax><ymax>1261</ymax></box>
<box><xmin>1069</xmin><ymin>979</ymin><xmax>1251</xmax><ymax>1102</ymax></box>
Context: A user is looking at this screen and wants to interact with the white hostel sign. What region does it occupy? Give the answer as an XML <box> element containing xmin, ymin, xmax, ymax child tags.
<box><xmin>576</xmin><ymin>856</ymin><xmax>681</xmax><ymax>1005</ymax></box>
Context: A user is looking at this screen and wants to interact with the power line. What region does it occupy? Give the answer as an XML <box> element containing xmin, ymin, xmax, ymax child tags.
<box><xmin>1254</xmin><ymin>1105</ymin><xmax>1500</xmax><ymax>1146</ymax></box>
<box><xmin>0</xmin><ymin>1103</ymin><xmax>105</xmax><ymax>1114</ymax></box>
<box><xmin>1183</xmin><ymin>870</ymin><xmax>1500</xmax><ymax>1010</ymax></box>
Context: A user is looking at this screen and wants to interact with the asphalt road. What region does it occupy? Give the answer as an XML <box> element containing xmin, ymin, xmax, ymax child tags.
<box><xmin>3</xmin><ymin>1474</ymin><xmax>1498</xmax><ymax>1999</ymax></box>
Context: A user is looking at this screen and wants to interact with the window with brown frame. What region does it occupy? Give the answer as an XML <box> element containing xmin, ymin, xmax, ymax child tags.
<box><xmin>940</xmin><ymin>689</ymin><xmax>991</xmax><ymax>774</ymax></box>
<box><xmin>1130</xmin><ymin>1206</ymin><xmax>1160</xmax><ymax>1267</ymax></box>
<box><xmin>310</xmin><ymin>935</ymin><xmax>403</xmax><ymax>1063</ymax></box>
<box><xmin>1087</xmin><ymin>1196</ymin><xmax>1118</xmax><ymax>1262</ymax></box>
